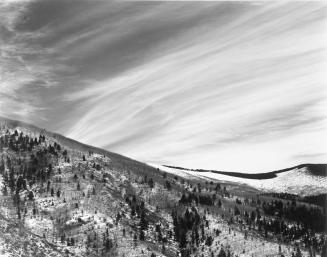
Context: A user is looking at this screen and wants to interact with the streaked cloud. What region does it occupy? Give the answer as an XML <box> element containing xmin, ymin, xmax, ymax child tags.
<box><xmin>0</xmin><ymin>0</ymin><xmax>326</xmax><ymax>172</ymax></box>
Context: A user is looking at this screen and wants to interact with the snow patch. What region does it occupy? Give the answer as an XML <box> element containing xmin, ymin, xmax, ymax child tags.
<box><xmin>150</xmin><ymin>164</ymin><xmax>327</xmax><ymax>196</ymax></box>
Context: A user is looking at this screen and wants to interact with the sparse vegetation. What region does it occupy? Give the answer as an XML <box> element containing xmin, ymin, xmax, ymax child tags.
<box><xmin>0</xmin><ymin>119</ymin><xmax>326</xmax><ymax>257</ymax></box>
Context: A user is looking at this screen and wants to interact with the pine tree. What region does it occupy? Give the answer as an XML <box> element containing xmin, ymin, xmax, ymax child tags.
<box><xmin>28</xmin><ymin>191</ymin><xmax>34</xmax><ymax>200</ymax></box>
<box><xmin>139</xmin><ymin>230</ymin><xmax>145</xmax><ymax>241</ymax></box>
<box><xmin>139</xmin><ymin>211</ymin><xmax>148</xmax><ymax>230</ymax></box>
<box><xmin>148</xmin><ymin>178</ymin><xmax>154</xmax><ymax>188</ymax></box>
<box><xmin>218</xmin><ymin>248</ymin><xmax>227</xmax><ymax>257</ymax></box>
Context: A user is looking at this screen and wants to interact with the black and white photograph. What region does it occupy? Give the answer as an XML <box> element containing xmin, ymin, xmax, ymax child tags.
<box><xmin>0</xmin><ymin>0</ymin><xmax>326</xmax><ymax>256</ymax></box>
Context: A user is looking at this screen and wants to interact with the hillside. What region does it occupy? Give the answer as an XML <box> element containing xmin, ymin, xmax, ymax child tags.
<box><xmin>163</xmin><ymin>163</ymin><xmax>327</xmax><ymax>179</ymax></box>
<box><xmin>153</xmin><ymin>164</ymin><xmax>327</xmax><ymax>196</ymax></box>
<box><xmin>0</xmin><ymin>116</ymin><xmax>160</xmax><ymax>174</ymax></box>
<box><xmin>0</xmin><ymin>117</ymin><xmax>326</xmax><ymax>257</ymax></box>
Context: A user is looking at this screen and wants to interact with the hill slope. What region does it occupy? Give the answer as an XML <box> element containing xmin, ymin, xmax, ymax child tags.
<box><xmin>153</xmin><ymin>164</ymin><xmax>327</xmax><ymax>196</ymax></box>
<box><xmin>163</xmin><ymin>163</ymin><xmax>327</xmax><ymax>179</ymax></box>
<box><xmin>0</xmin><ymin>116</ymin><xmax>161</xmax><ymax>176</ymax></box>
<box><xmin>0</xmin><ymin>117</ymin><xmax>326</xmax><ymax>257</ymax></box>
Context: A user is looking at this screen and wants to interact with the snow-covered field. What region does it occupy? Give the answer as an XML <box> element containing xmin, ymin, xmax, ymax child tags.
<box><xmin>150</xmin><ymin>164</ymin><xmax>327</xmax><ymax>196</ymax></box>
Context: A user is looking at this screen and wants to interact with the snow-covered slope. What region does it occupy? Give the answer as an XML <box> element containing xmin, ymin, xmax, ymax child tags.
<box><xmin>150</xmin><ymin>164</ymin><xmax>327</xmax><ymax>196</ymax></box>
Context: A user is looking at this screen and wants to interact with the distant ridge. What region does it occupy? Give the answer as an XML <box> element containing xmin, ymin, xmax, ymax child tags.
<box><xmin>163</xmin><ymin>163</ymin><xmax>327</xmax><ymax>180</ymax></box>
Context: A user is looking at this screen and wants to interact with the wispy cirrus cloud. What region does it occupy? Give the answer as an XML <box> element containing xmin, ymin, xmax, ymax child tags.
<box><xmin>0</xmin><ymin>0</ymin><xmax>74</xmax><ymax>121</ymax></box>
<box><xmin>1</xmin><ymin>0</ymin><xmax>50</xmax><ymax>119</ymax></box>
<box><xmin>0</xmin><ymin>0</ymin><xmax>326</xmax><ymax>172</ymax></box>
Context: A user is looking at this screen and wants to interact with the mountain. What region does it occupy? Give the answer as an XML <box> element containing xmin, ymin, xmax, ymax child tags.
<box><xmin>162</xmin><ymin>163</ymin><xmax>327</xmax><ymax>179</ymax></box>
<box><xmin>151</xmin><ymin>163</ymin><xmax>327</xmax><ymax>196</ymax></box>
<box><xmin>0</xmin><ymin>116</ymin><xmax>160</xmax><ymax>174</ymax></box>
<box><xmin>0</xmin><ymin>117</ymin><xmax>326</xmax><ymax>257</ymax></box>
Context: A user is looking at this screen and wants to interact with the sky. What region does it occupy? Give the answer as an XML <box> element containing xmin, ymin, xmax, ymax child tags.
<box><xmin>0</xmin><ymin>0</ymin><xmax>326</xmax><ymax>172</ymax></box>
